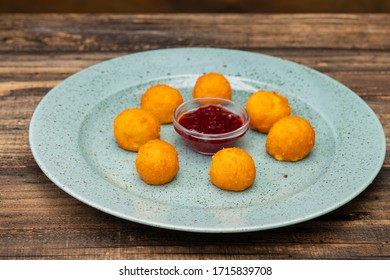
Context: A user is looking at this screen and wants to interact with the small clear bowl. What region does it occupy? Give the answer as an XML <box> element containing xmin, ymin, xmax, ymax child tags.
<box><xmin>173</xmin><ymin>97</ymin><xmax>250</xmax><ymax>155</ymax></box>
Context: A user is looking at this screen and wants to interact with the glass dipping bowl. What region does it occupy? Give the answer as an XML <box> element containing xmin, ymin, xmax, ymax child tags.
<box><xmin>173</xmin><ymin>97</ymin><xmax>250</xmax><ymax>155</ymax></box>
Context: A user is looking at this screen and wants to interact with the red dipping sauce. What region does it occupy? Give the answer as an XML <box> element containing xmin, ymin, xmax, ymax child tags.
<box><xmin>173</xmin><ymin>98</ymin><xmax>250</xmax><ymax>155</ymax></box>
<box><xmin>178</xmin><ymin>105</ymin><xmax>243</xmax><ymax>134</ymax></box>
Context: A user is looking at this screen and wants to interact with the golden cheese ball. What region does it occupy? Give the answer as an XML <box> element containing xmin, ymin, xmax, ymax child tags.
<box><xmin>113</xmin><ymin>108</ymin><xmax>160</xmax><ymax>152</ymax></box>
<box><xmin>266</xmin><ymin>116</ymin><xmax>315</xmax><ymax>162</ymax></box>
<box><xmin>209</xmin><ymin>147</ymin><xmax>256</xmax><ymax>192</ymax></box>
<box><xmin>246</xmin><ymin>90</ymin><xmax>291</xmax><ymax>133</ymax></box>
<box><xmin>141</xmin><ymin>84</ymin><xmax>184</xmax><ymax>124</ymax></box>
<box><xmin>135</xmin><ymin>139</ymin><xmax>179</xmax><ymax>185</ymax></box>
<box><xmin>192</xmin><ymin>72</ymin><xmax>232</xmax><ymax>100</ymax></box>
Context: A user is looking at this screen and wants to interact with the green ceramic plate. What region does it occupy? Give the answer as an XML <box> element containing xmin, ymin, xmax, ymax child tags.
<box><xmin>29</xmin><ymin>48</ymin><xmax>386</xmax><ymax>232</ymax></box>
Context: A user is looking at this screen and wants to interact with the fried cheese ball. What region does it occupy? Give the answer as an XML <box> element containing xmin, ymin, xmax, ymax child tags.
<box><xmin>113</xmin><ymin>108</ymin><xmax>160</xmax><ymax>152</ymax></box>
<box><xmin>266</xmin><ymin>116</ymin><xmax>315</xmax><ymax>162</ymax></box>
<box><xmin>246</xmin><ymin>90</ymin><xmax>291</xmax><ymax>133</ymax></box>
<box><xmin>135</xmin><ymin>139</ymin><xmax>179</xmax><ymax>185</ymax></box>
<box><xmin>140</xmin><ymin>84</ymin><xmax>184</xmax><ymax>124</ymax></box>
<box><xmin>192</xmin><ymin>72</ymin><xmax>232</xmax><ymax>100</ymax></box>
<box><xmin>209</xmin><ymin>148</ymin><xmax>256</xmax><ymax>192</ymax></box>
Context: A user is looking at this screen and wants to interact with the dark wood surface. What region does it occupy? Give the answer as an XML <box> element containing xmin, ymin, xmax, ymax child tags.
<box><xmin>2</xmin><ymin>0</ymin><xmax>390</xmax><ymax>13</ymax></box>
<box><xmin>0</xmin><ymin>14</ymin><xmax>389</xmax><ymax>260</ymax></box>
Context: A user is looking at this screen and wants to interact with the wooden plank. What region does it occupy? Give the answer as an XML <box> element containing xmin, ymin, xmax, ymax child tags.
<box><xmin>0</xmin><ymin>14</ymin><xmax>390</xmax><ymax>53</ymax></box>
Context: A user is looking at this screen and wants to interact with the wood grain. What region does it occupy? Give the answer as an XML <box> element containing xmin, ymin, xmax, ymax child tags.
<box><xmin>0</xmin><ymin>14</ymin><xmax>389</xmax><ymax>260</ymax></box>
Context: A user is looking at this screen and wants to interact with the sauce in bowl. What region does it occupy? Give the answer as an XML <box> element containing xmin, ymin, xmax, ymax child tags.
<box><xmin>173</xmin><ymin>98</ymin><xmax>249</xmax><ymax>155</ymax></box>
<box><xmin>178</xmin><ymin>105</ymin><xmax>243</xmax><ymax>134</ymax></box>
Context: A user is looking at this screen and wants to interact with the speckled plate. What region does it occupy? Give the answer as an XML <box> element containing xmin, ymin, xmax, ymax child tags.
<box><xmin>29</xmin><ymin>48</ymin><xmax>386</xmax><ymax>233</ymax></box>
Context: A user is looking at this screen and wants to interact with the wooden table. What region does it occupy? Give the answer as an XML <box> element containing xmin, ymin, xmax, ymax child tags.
<box><xmin>1</xmin><ymin>14</ymin><xmax>389</xmax><ymax>260</ymax></box>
